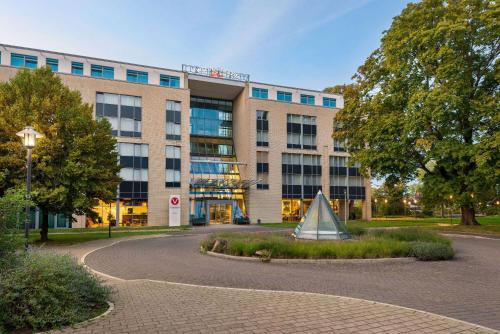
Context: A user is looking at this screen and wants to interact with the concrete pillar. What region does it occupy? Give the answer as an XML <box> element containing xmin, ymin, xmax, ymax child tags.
<box><xmin>338</xmin><ymin>200</ymin><xmax>349</xmax><ymax>222</ymax></box>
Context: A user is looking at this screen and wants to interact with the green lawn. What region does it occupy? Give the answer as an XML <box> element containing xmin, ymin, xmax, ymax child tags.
<box><xmin>27</xmin><ymin>226</ymin><xmax>191</xmax><ymax>245</ymax></box>
<box><xmin>261</xmin><ymin>216</ymin><xmax>500</xmax><ymax>236</ymax></box>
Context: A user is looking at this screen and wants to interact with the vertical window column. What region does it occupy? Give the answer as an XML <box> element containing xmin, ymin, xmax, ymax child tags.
<box><xmin>302</xmin><ymin>116</ymin><xmax>317</xmax><ymax>150</ymax></box>
<box><xmin>166</xmin><ymin>146</ymin><xmax>181</xmax><ymax>187</ymax></box>
<box><xmin>256</xmin><ymin>151</ymin><xmax>269</xmax><ymax>189</ymax></box>
<box><xmin>282</xmin><ymin>153</ymin><xmax>302</xmax><ymax>198</ymax></box>
<box><xmin>329</xmin><ymin>156</ymin><xmax>348</xmax><ymax>199</ymax></box>
<box><xmin>287</xmin><ymin>114</ymin><xmax>302</xmax><ymax>149</ymax></box>
<box><xmin>118</xmin><ymin>143</ymin><xmax>148</xmax><ymax>199</ymax></box>
<box><xmin>303</xmin><ymin>155</ymin><xmax>322</xmax><ymax>198</ymax></box>
<box><xmin>256</xmin><ymin>111</ymin><xmax>269</xmax><ymax>147</ymax></box>
<box><xmin>166</xmin><ymin>100</ymin><xmax>182</xmax><ymax>140</ymax></box>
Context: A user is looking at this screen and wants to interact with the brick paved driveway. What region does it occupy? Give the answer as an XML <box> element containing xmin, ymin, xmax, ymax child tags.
<box><xmin>50</xmin><ymin>227</ymin><xmax>500</xmax><ymax>333</ymax></box>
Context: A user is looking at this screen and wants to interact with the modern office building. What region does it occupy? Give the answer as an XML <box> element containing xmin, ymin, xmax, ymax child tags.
<box><xmin>0</xmin><ymin>44</ymin><xmax>371</xmax><ymax>227</ymax></box>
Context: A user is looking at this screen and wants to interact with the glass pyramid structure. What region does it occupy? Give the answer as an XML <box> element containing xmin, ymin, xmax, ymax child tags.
<box><xmin>294</xmin><ymin>190</ymin><xmax>351</xmax><ymax>240</ymax></box>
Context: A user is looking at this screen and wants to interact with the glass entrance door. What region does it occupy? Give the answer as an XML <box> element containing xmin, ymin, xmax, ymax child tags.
<box><xmin>208</xmin><ymin>202</ymin><xmax>233</xmax><ymax>224</ymax></box>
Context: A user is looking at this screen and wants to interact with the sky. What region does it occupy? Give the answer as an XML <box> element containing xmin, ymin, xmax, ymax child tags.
<box><xmin>0</xmin><ymin>0</ymin><xmax>413</xmax><ymax>90</ymax></box>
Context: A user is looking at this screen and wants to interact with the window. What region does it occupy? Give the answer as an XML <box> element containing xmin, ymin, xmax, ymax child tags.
<box><xmin>127</xmin><ymin>69</ymin><xmax>148</xmax><ymax>83</ymax></box>
<box><xmin>91</xmin><ymin>64</ymin><xmax>114</xmax><ymax>79</ymax></box>
<box><xmin>96</xmin><ymin>93</ymin><xmax>142</xmax><ymax>137</ymax></box>
<box><xmin>71</xmin><ymin>62</ymin><xmax>84</xmax><ymax>75</ymax></box>
<box><xmin>256</xmin><ymin>111</ymin><xmax>269</xmax><ymax>147</ymax></box>
<box><xmin>11</xmin><ymin>53</ymin><xmax>37</xmax><ymax>69</ymax></box>
<box><xmin>46</xmin><ymin>58</ymin><xmax>58</xmax><ymax>72</ymax></box>
<box><xmin>300</xmin><ymin>94</ymin><xmax>315</xmax><ymax>105</ymax></box>
<box><xmin>252</xmin><ymin>87</ymin><xmax>268</xmax><ymax>99</ymax></box>
<box><xmin>333</xmin><ymin>139</ymin><xmax>346</xmax><ymax>152</ymax></box>
<box><xmin>160</xmin><ymin>74</ymin><xmax>180</xmax><ymax>88</ymax></box>
<box><xmin>282</xmin><ymin>154</ymin><xmax>321</xmax><ymax>199</ymax></box>
<box><xmin>257</xmin><ymin>151</ymin><xmax>269</xmax><ymax>190</ymax></box>
<box><xmin>277</xmin><ymin>91</ymin><xmax>292</xmax><ymax>102</ymax></box>
<box><xmin>118</xmin><ymin>143</ymin><xmax>148</xmax><ymax>199</ymax></box>
<box><xmin>323</xmin><ymin>97</ymin><xmax>337</xmax><ymax>108</ymax></box>
<box><xmin>287</xmin><ymin>114</ymin><xmax>316</xmax><ymax>150</ymax></box>
<box><xmin>190</xmin><ymin>96</ymin><xmax>233</xmax><ymax>138</ymax></box>
<box><xmin>190</xmin><ymin>142</ymin><xmax>233</xmax><ymax>157</ymax></box>
<box><xmin>166</xmin><ymin>100</ymin><xmax>181</xmax><ymax>140</ymax></box>
<box><xmin>329</xmin><ymin>156</ymin><xmax>365</xmax><ymax>200</ymax></box>
<box><xmin>166</xmin><ymin>146</ymin><xmax>181</xmax><ymax>187</ymax></box>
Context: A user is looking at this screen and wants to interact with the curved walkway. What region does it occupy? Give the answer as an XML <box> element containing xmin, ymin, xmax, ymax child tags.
<box><xmin>53</xmin><ymin>226</ymin><xmax>500</xmax><ymax>333</ymax></box>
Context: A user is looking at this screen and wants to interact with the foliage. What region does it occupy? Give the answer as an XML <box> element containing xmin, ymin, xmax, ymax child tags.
<box><xmin>0</xmin><ymin>188</ymin><xmax>31</xmax><ymax>268</ymax></box>
<box><xmin>372</xmin><ymin>181</ymin><xmax>409</xmax><ymax>215</ymax></box>
<box><xmin>333</xmin><ymin>0</ymin><xmax>499</xmax><ymax>224</ymax></box>
<box><xmin>201</xmin><ymin>229</ymin><xmax>453</xmax><ymax>261</ymax></box>
<box><xmin>0</xmin><ymin>252</ymin><xmax>110</xmax><ymax>332</ymax></box>
<box><xmin>0</xmin><ymin>67</ymin><xmax>121</xmax><ymax>240</ymax></box>
<box><xmin>410</xmin><ymin>241</ymin><xmax>455</xmax><ymax>261</ymax></box>
<box><xmin>368</xmin><ymin>228</ymin><xmax>451</xmax><ymax>245</ymax></box>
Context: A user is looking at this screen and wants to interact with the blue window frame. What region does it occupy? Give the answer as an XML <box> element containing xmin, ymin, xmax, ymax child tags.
<box><xmin>11</xmin><ymin>53</ymin><xmax>38</xmax><ymax>69</ymax></box>
<box><xmin>300</xmin><ymin>94</ymin><xmax>315</xmax><ymax>105</ymax></box>
<box><xmin>71</xmin><ymin>62</ymin><xmax>84</xmax><ymax>75</ymax></box>
<box><xmin>160</xmin><ymin>74</ymin><xmax>180</xmax><ymax>88</ymax></box>
<box><xmin>277</xmin><ymin>91</ymin><xmax>292</xmax><ymax>102</ymax></box>
<box><xmin>127</xmin><ymin>69</ymin><xmax>148</xmax><ymax>83</ymax></box>
<box><xmin>252</xmin><ymin>87</ymin><xmax>268</xmax><ymax>99</ymax></box>
<box><xmin>323</xmin><ymin>97</ymin><xmax>337</xmax><ymax>108</ymax></box>
<box><xmin>91</xmin><ymin>64</ymin><xmax>114</xmax><ymax>79</ymax></box>
<box><xmin>46</xmin><ymin>58</ymin><xmax>58</xmax><ymax>72</ymax></box>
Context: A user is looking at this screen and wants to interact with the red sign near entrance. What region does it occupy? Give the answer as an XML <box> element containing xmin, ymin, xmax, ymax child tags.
<box><xmin>170</xmin><ymin>196</ymin><xmax>180</xmax><ymax>206</ymax></box>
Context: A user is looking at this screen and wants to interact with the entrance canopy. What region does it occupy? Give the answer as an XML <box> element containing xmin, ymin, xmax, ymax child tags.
<box><xmin>294</xmin><ymin>190</ymin><xmax>351</xmax><ymax>240</ymax></box>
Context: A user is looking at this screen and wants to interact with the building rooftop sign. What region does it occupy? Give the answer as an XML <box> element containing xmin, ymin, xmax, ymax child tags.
<box><xmin>182</xmin><ymin>64</ymin><xmax>250</xmax><ymax>82</ymax></box>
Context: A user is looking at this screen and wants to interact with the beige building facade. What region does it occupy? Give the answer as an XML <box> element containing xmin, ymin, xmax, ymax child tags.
<box><xmin>0</xmin><ymin>44</ymin><xmax>371</xmax><ymax>228</ymax></box>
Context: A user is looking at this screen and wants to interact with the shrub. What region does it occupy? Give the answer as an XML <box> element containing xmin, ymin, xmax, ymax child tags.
<box><xmin>368</xmin><ymin>228</ymin><xmax>451</xmax><ymax>245</ymax></box>
<box><xmin>0</xmin><ymin>189</ymin><xmax>30</xmax><ymax>269</ymax></box>
<box><xmin>0</xmin><ymin>252</ymin><xmax>110</xmax><ymax>332</ymax></box>
<box><xmin>410</xmin><ymin>241</ymin><xmax>455</xmax><ymax>261</ymax></box>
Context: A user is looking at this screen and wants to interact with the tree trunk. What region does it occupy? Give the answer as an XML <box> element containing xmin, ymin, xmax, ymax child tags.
<box><xmin>460</xmin><ymin>205</ymin><xmax>479</xmax><ymax>225</ymax></box>
<box><xmin>40</xmin><ymin>208</ymin><xmax>49</xmax><ymax>242</ymax></box>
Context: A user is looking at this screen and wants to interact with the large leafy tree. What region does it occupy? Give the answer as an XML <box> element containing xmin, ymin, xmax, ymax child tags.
<box><xmin>0</xmin><ymin>67</ymin><xmax>121</xmax><ymax>240</ymax></box>
<box><xmin>334</xmin><ymin>0</ymin><xmax>499</xmax><ymax>225</ymax></box>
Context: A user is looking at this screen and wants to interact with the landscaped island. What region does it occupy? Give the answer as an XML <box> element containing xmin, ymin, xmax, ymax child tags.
<box><xmin>201</xmin><ymin>228</ymin><xmax>454</xmax><ymax>261</ymax></box>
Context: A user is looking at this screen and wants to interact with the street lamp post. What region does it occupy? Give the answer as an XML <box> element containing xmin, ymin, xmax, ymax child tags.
<box><xmin>413</xmin><ymin>199</ymin><xmax>418</xmax><ymax>218</ymax></box>
<box><xmin>16</xmin><ymin>126</ymin><xmax>43</xmax><ymax>251</ymax></box>
<box><xmin>374</xmin><ymin>198</ymin><xmax>378</xmax><ymax>218</ymax></box>
<box><xmin>384</xmin><ymin>199</ymin><xmax>388</xmax><ymax>219</ymax></box>
<box><xmin>449</xmin><ymin>195</ymin><xmax>453</xmax><ymax>225</ymax></box>
<box><xmin>403</xmin><ymin>199</ymin><xmax>406</xmax><ymax>217</ymax></box>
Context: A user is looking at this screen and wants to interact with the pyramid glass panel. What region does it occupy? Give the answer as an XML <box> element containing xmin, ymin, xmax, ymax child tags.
<box><xmin>294</xmin><ymin>191</ymin><xmax>351</xmax><ymax>240</ymax></box>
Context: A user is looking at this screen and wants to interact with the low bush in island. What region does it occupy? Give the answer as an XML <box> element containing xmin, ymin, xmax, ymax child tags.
<box><xmin>201</xmin><ymin>228</ymin><xmax>454</xmax><ymax>261</ymax></box>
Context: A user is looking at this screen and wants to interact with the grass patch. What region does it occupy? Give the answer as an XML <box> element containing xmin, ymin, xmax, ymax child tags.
<box><xmin>27</xmin><ymin>226</ymin><xmax>190</xmax><ymax>245</ymax></box>
<box><xmin>201</xmin><ymin>229</ymin><xmax>453</xmax><ymax>261</ymax></box>
<box><xmin>261</xmin><ymin>216</ymin><xmax>500</xmax><ymax>236</ymax></box>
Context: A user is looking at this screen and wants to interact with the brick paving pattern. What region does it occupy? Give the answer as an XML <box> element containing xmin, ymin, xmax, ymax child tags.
<box><xmin>47</xmin><ymin>226</ymin><xmax>500</xmax><ymax>333</ymax></box>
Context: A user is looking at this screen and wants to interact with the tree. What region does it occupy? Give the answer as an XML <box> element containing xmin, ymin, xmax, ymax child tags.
<box><xmin>333</xmin><ymin>0</ymin><xmax>499</xmax><ymax>225</ymax></box>
<box><xmin>0</xmin><ymin>67</ymin><xmax>121</xmax><ymax>241</ymax></box>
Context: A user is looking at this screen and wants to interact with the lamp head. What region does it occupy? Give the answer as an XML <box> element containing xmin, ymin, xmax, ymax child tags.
<box><xmin>16</xmin><ymin>126</ymin><xmax>43</xmax><ymax>149</ymax></box>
